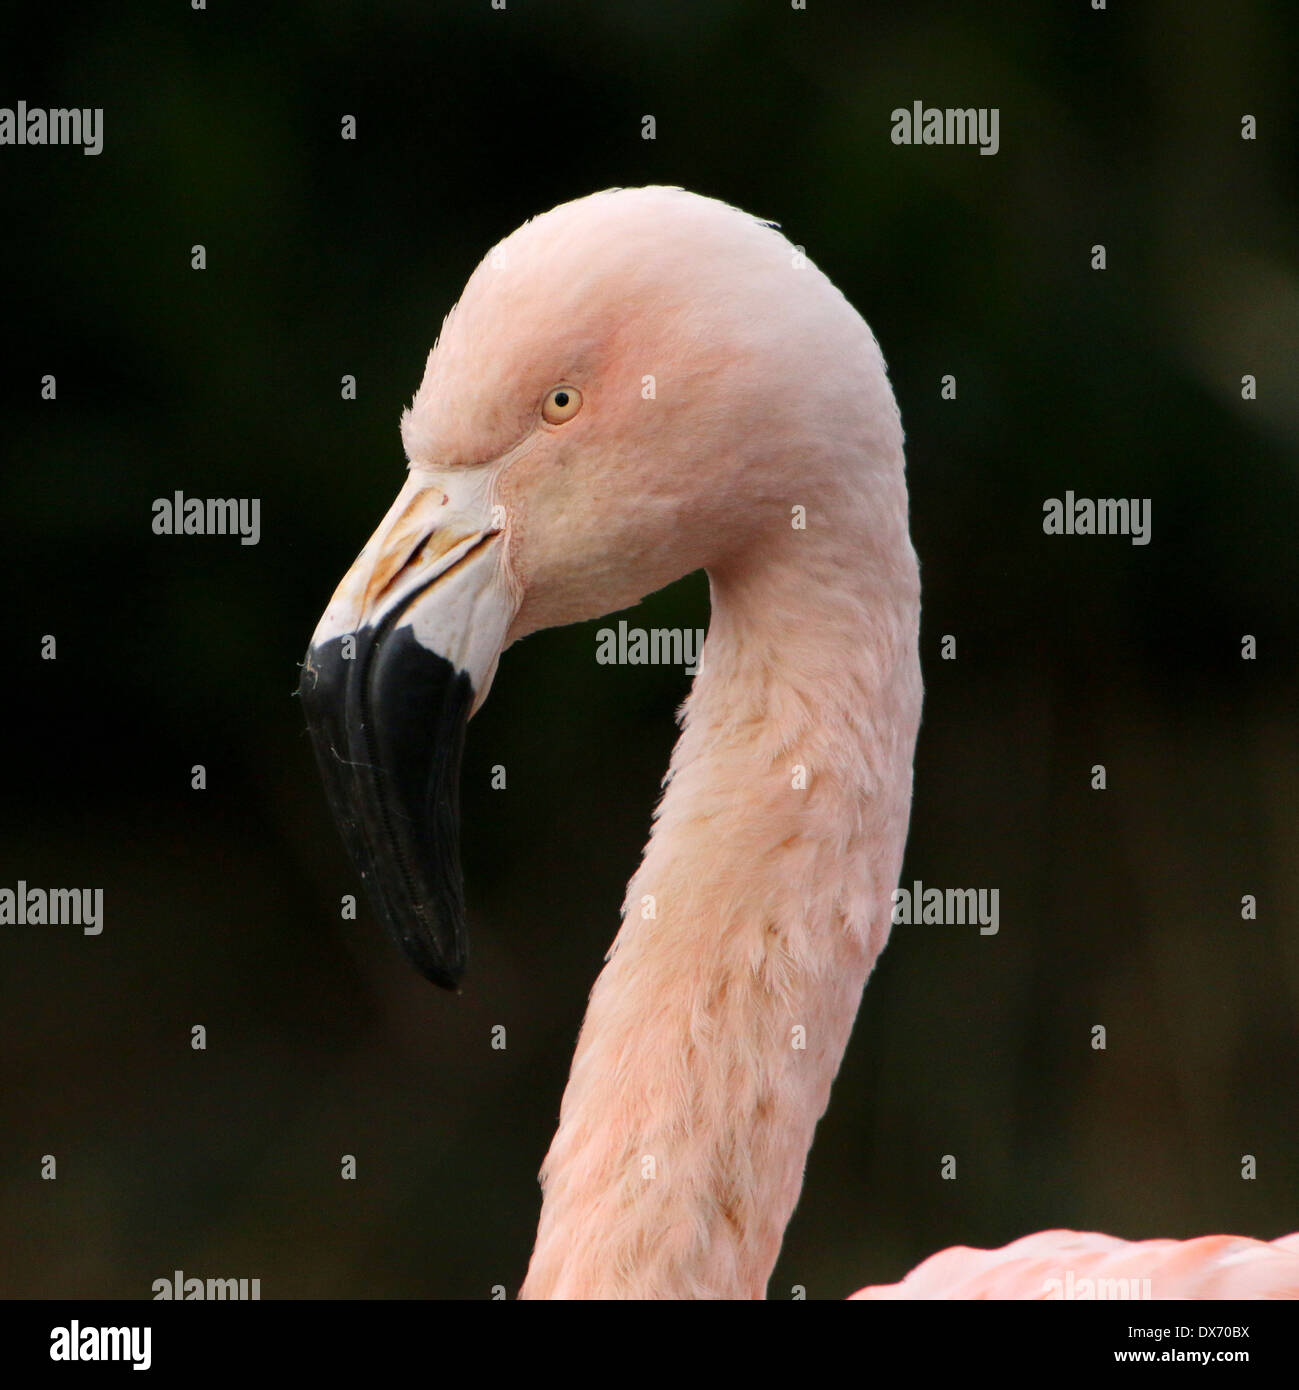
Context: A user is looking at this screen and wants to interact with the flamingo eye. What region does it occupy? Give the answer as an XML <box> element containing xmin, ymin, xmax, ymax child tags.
<box><xmin>542</xmin><ymin>385</ymin><xmax>582</xmax><ymax>424</ymax></box>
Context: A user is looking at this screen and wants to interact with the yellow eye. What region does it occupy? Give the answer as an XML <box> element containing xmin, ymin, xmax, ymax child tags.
<box><xmin>542</xmin><ymin>385</ymin><xmax>582</xmax><ymax>424</ymax></box>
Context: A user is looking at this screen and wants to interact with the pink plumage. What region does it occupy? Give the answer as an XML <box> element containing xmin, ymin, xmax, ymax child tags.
<box><xmin>852</xmin><ymin>1229</ymin><xmax>1299</xmax><ymax>1299</ymax></box>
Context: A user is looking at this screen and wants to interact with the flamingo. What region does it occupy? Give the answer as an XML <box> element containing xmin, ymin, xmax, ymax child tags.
<box><xmin>298</xmin><ymin>186</ymin><xmax>1299</xmax><ymax>1300</ymax></box>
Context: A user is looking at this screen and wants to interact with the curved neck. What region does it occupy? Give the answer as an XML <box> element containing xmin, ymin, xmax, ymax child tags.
<box><xmin>521</xmin><ymin>505</ymin><xmax>922</xmax><ymax>1299</ymax></box>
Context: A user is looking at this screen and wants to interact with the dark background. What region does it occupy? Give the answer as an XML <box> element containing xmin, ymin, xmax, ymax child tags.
<box><xmin>1</xmin><ymin>0</ymin><xmax>1296</xmax><ymax>1298</ymax></box>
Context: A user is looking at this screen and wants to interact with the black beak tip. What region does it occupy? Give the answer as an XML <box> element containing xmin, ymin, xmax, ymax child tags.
<box><xmin>299</xmin><ymin>626</ymin><xmax>475</xmax><ymax>991</ymax></box>
<box><xmin>405</xmin><ymin>943</ymin><xmax>465</xmax><ymax>992</ymax></box>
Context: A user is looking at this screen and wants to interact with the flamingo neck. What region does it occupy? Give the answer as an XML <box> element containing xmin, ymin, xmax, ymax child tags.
<box><xmin>520</xmin><ymin>509</ymin><xmax>922</xmax><ymax>1299</ymax></box>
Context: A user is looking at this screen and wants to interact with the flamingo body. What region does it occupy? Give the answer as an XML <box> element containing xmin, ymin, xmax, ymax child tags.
<box><xmin>852</xmin><ymin>1230</ymin><xmax>1299</xmax><ymax>1300</ymax></box>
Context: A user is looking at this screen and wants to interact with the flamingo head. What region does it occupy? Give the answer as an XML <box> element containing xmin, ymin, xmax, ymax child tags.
<box><xmin>298</xmin><ymin>186</ymin><xmax>902</xmax><ymax>987</ymax></box>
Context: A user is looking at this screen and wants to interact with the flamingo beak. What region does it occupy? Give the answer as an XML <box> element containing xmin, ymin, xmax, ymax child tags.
<box><xmin>298</xmin><ymin>468</ymin><xmax>513</xmax><ymax>989</ymax></box>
